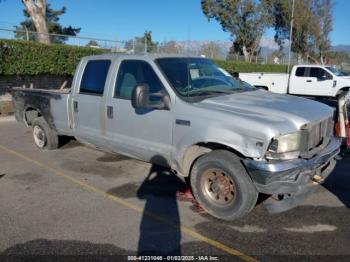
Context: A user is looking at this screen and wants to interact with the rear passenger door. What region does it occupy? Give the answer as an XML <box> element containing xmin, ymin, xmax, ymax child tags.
<box><xmin>105</xmin><ymin>59</ymin><xmax>173</xmax><ymax>164</ymax></box>
<box><xmin>71</xmin><ymin>59</ymin><xmax>111</xmax><ymax>147</ymax></box>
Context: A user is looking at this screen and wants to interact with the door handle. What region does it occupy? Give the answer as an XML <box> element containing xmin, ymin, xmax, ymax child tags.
<box><xmin>306</xmin><ymin>80</ymin><xmax>312</xmax><ymax>82</ymax></box>
<box><xmin>107</xmin><ymin>105</ymin><xmax>113</xmax><ymax>119</ymax></box>
<box><xmin>73</xmin><ymin>101</ymin><xmax>78</xmax><ymax>112</ymax></box>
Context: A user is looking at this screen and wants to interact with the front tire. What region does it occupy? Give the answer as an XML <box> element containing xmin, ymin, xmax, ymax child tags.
<box><xmin>32</xmin><ymin>117</ymin><xmax>58</xmax><ymax>150</ymax></box>
<box><xmin>190</xmin><ymin>150</ymin><xmax>258</xmax><ymax>220</ymax></box>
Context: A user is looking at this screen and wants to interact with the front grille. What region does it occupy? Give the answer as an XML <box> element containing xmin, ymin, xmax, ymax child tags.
<box><xmin>300</xmin><ymin>116</ymin><xmax>333</xmax><ymax>158</ymax></box>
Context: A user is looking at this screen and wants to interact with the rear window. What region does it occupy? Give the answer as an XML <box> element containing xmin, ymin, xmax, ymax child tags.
<box><xmin>80</xmin><ymin>60</ymin><xmax>111</xmax><ymax>95</ymax></box>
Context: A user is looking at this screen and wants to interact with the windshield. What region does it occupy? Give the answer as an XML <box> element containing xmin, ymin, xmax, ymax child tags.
<box><xmin>326</xmin><ymin>66</ymin><xmax>342</xmax><ymax>76</ymax></box>
<box><xmin>156</xmin><ymin>58</ymin><xmax>253</xmax><ymax>98</ymax></box>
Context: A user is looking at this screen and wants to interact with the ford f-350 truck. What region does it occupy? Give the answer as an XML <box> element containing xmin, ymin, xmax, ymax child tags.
<box><xmin>239</xmin><ymin>65</ymin><xmax>350</xmax><ymax>97</ymax></box>
<box><xmin>12</xmin><ymin>54</ymin><xmax>340</xmax><ymax>220</ymax></box>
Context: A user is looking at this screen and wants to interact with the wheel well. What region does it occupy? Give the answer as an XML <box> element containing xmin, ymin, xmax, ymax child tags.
<box><xmin>254</xmin><ymin>85</ymin><xmax>268</xmax><ymax>91</ymax></box>
<box><xmin>181</xmin><ymin>142</ymin><xmax>245</xmax><ymax>177</ymax></box>
<box><xmin>336</xmin><ymin>87</ymin><xmax>350</xmax><ymax>97</ymax></box>
<box><xmin>24</xmin><ymin>107</ymin><xmax>42</xmax><ymax>126</ymax></box>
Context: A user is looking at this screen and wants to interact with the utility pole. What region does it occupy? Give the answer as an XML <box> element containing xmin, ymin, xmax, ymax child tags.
<box><xmin>144</xmin><ymin>37</ymin><xmax>147</xmax><ymax>53</ymax></box>
<box><xmin>287</xmin><ymin>0</ymin><xmax>295</xmax><ymax>73</ymax></box>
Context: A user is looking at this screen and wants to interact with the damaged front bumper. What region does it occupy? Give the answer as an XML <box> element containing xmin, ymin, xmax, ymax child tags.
<box><xmin>243</xmin><ymin>137</ymin><xmax>341</xmax><ymax>213</ymax></box>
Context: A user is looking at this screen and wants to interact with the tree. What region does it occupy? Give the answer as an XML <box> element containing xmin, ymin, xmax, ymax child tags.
<box><xmin>20</xmin><ymin>0</ymin><xmax>50</xmax><ymax>44</ymax></box>
<box><xmin>264</xmin><ymin>0</ymin><xmax>313</xmax><ymax>62</ymax></box>
<box><xmin>86</xmin><ymin>40</ymin><xmax>99</xmax><ymax>48</ymax></box>
<box><xmin>311</xmin><ymin>0</ymin><xmax>333</xmax><ymax>64</ymax></box>
<box><xmin>135</xmin><ymin>31</ymin><xmax>158</xmax><ymax>53</ymax></box>
<box><xmin>124</xmin><ymin>39</ymin><xmax>134</xmax><ymax>51</ymax></box>
<box><xmin>201</xmin><ymin>0</ymin><xmax>271</xmax><ymax>62</ymax></box>
<box><xmin>264</xmin><ymin>0</ymin><xmax>333</xmax><ymax>63</ymax></box>
<box><xmin>16</xmin><ymin>2</ymin><xmax>81</xmax><ymax>44</ymax></box>
<box><xmin>158</xmin><ymin>41</ymin><xmax>182</xmax><ymax>54</ymax></box>
<box><xmin>199</xmin><ymin>41</ymin><xmax>222</xmax><ymax>58</ymax></box>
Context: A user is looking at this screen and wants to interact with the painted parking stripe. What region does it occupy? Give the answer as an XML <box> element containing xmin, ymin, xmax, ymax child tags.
<box><xmin>0</xmin><ymin>143</ymin><xmax>257</xmax><ymax>262</ymax></box>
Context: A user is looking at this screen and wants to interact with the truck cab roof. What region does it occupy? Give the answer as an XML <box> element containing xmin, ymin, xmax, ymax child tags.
<box><xmin>82</xmin><ymin>53</ymin><xmax>203</xmax><ymax>62</ymax></box>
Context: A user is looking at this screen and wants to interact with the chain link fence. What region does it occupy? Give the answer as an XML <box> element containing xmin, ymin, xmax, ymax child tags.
<box><xmin>1</xmin><ymin>27</ymin><xmax>349</xmax><ymax>68</ymax></box>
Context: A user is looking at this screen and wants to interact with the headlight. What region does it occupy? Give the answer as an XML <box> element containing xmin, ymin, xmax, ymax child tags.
<box><xmin>266</xmin><ymin>132</ymin><xmax>302</xmax><ymax>159</ymax></box>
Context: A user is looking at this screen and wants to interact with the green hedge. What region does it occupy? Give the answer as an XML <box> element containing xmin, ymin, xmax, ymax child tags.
<box><xmin>0</xmin><ymin>39</ymin><xmax>289</xmax><ymax>76</ymax></box>
<box><xmin>0</xmin><ymin>39</ymin><xmax>104</xmax><ymax>75</ymax></box>
<box><xmin>214</xmin><ymin>59</ymin><xmax>289</xmax><ymax>74</ymax></box>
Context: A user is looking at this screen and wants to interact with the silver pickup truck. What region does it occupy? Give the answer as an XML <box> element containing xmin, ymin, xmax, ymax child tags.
<box><xmin>12</xmin><ymin>54</ymin><xmax>340</xmax><ymax>220</ymax></box>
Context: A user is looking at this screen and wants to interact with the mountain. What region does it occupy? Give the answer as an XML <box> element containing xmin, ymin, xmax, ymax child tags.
<box><xmin>331</xmin><ymin>45</ymin><xmax>350</xmax><ymax>53</ymax></box>
<box><xmin>176</xmin><ymin>38</ymin><xmax>288</xmax><ymax>58</ymax></box>
<box><xmin>174</xmin><ymin>39</ymin><xmax>350</xmax><ymax>59</ymax></box>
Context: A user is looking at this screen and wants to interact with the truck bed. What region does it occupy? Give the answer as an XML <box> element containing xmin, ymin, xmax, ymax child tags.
<box><xmin>239</xmin><ymin>72</ymin><xmax>289</xmax><ymax>94</ymax></box>
<box><xmin>11</xmin><ymin>87</ymin><xmax>71</xmax><ymax>134</ymax></box>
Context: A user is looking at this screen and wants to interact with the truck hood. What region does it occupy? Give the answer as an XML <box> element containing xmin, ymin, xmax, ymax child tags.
<box><xmin>197</xmin><ymin>90</ymin><xmax>333</xmax><ymax>130</ymax></box>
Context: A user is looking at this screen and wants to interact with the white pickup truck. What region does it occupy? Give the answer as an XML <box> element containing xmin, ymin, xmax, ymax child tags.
<box><xmin>239</xmin><ymin>65</ymin><xmax>350</xmax><ymax>97</ymax></box>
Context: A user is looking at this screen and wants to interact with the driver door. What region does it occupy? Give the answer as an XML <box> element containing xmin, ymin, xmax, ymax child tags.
<box><xmin>307</xmin><ymin>67</ymin><xmax>334</xmax><ymax>96</ymax></box>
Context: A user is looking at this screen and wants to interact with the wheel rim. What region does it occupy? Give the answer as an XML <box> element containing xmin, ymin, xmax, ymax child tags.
<box><xmin>33</xmin><ymin>125</ymin><xmax>46</xmax><ymax>148</ymax></box>
<box><xmin>201</xmin><ymin>168</ymin><xmax>235</xmax><ymax>207</ymax></box>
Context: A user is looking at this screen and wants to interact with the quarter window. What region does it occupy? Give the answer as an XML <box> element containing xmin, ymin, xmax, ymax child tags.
<box><xmin>295</xmin><ymin>67</ymin><xmax>306</xmax><ymax>77</ymax></box>
<box><xmin>80</xmin><ymin>60</ymin><xmax>111</xmax><ymax>95</ymax></box>
<box><xmin>115</xmin><ymin>60</ymin><xmax>164</xmax><ymax>99</ymax></box>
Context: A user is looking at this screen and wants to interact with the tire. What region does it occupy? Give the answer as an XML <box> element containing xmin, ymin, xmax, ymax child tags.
<box><xmin>190</xmin><ymin>150</ymin><xmax>258</xmax><ymax>220</ymax></box>
<box><xmin>32</xmin><ymin>117</ymin><xmax>59</xmax><ymax>150</ymax></box>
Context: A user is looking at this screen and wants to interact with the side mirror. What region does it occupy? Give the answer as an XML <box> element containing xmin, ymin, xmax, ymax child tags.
<box><xmin>131</xmin><ymin>84</ymin><xmax>170</xmax><ymax>110</ymax></box>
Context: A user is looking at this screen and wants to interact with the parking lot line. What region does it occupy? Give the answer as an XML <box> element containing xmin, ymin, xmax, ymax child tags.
<box><xmin>0</xmin><ymin>143</ymin><xmax>257</xmax><ymax>262</ymax></box>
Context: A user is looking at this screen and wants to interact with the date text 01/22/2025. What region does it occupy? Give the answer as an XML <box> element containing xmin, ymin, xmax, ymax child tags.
<box><xmin>127</xmin><ymin>255</ymin><xmax>219</xmax><ymax>261</ymax></box>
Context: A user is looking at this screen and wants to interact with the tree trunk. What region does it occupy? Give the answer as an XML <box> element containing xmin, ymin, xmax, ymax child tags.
<box><xmin>320</xmin><ymin>52</ymin><xmax>326</xmax><ymax>65</ymax></box>
<box><xmin>297</xmin><ymin>53</ymin><xmax>303</xmax><ymax>64</ymax></box>
<box><xmin>22</xmin><ymin>0</ymin><xmax>50</xmax><ymax>44</ymax></box>
<box><xmin>242</xmin><ymin>45</ymin><xmax>250</xmax><ymax>62</ymax></box>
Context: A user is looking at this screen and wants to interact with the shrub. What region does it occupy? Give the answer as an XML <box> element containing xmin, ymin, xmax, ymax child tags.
<box><xmin>214</xmin><ymin>59</ymin><xmax>289</xmax><ymax>74</ymax></box>
<box><xmin>0</xmin><ymin>39</ymin><xmax>289</xmax><ymax>76</ymax></box>
<box><xmin>0</xmin><ymin>39</ymin><xmax>104</xmax><ymax>76</ymax></box>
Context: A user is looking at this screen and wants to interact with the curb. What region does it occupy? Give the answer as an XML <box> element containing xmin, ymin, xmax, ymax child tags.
<box><xmin>0</xmin><ymin>115</ymin><xmax>15</xmax><ymax>122</ymax></box>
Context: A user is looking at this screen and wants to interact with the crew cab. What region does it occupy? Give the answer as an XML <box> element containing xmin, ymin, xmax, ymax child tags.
<box><xmin>239</xmin><ymin>65</ymin><xmax>350</xmax><ymax>97</ymax></box>
<box><xmin>12</xmin><ymin>54</ymin><xmax>340</xmax><ymax>220</ymax></box>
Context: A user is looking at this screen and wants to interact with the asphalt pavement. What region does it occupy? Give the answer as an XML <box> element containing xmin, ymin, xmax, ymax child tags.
<box><xmin>0</xmin><ymin>119</ymin><xmax>349</xmax><ymax>261</ymax></box>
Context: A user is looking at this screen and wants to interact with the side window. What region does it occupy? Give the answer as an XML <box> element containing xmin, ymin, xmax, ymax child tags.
<box><xmin>310</xmin><ymin>68</ymin><xmax>331</xmax><ymax>79</ymax></box>
<box><xmin>115</xmin><ymin>60</ymin><xmax>164</xmax><ymax>99</ymax></box>
<box><xmin>295</xmin><ymin>67</ymin><xmax>306</xmax><ymax>77</ymax></box>
<box><xmin>80</xmin><ymin>60</ymin><xmax>111</xmax><ymax>95</ymax></box>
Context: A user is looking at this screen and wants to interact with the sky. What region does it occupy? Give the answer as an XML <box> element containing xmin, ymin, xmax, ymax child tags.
<box><xmin>0</xmin><ymin>0</ymin><xmax>349</xmax><ymax>46</ymax></box>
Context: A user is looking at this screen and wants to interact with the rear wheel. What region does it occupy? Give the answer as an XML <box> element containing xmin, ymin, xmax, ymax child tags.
<box><xmin>32</xmin><ymin>117</ymin><xmax>58</xmax><ymax>150</ymax></box>
<box><xmin>190</xmin><ymin>150</ymin><xmax>258</xmax><ymax>220</ymax></box>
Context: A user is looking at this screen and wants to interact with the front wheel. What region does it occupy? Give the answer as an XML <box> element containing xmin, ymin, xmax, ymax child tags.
<box><xmin>190</xmin><ymin>150</ymin><xmax>258</xmax><ymax>220</ymax></box>
<box><xmin>32</xmin><ymin>117</ymin><xmax>59</xmax><ymax>150</ymax></box>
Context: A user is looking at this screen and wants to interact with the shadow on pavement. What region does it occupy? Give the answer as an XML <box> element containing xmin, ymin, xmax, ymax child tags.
<box><xmin>1</xmin><ymin>238</ymin><xmax>133</xmax><ymax>262</ymax></box>
<box><xmin>323</xmin><ymin>156</ymin><xmax>350</xmax><ymax>208</ymax></box>
<box><xmin>136</xmin><ymin>156</ymin><xmax>185</xmax><ymax>256</ymax></box>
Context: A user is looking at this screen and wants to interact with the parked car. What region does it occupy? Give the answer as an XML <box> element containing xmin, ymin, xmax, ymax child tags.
<box><xmin>12</xmin><ymin>54</ymin><xmax>340</xmax><ymax>220</ymax></box>
<box><xmin>239</xmin><ymin>65</ymin><xmax>350</xmax><ymax>97</ymax></box>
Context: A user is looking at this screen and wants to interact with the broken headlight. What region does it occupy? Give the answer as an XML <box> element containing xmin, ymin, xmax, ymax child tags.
<box><xmin>266</xmin><ymin>132</ymin><xmax>302</xmax><ymax>160</ymax></box>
